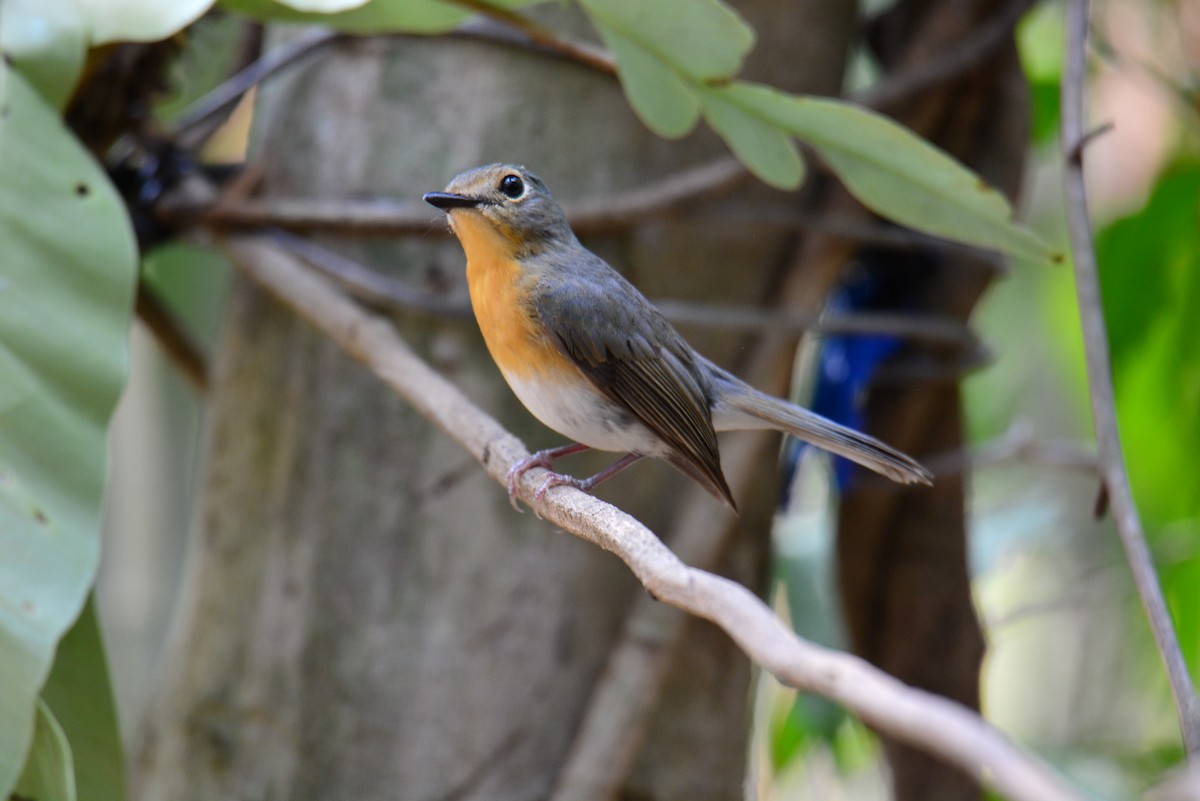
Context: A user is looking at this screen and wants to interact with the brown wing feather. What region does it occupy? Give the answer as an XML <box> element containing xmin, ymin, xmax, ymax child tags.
<box><xmin>532</xmin><ymin>260</ymin><xmax>734</xmax><ymax>508</ymax></box>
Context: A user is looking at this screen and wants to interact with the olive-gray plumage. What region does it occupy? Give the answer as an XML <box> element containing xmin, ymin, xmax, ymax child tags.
<box><xmin>425</xmin><ymin>163</ymin><xmax>932</xmax><ymax>509</ymax></box>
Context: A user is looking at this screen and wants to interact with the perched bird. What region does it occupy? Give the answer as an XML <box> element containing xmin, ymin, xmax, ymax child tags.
<box><xmin>425</xmin><ymin>164</ymin><xmax>932</xmax><ymax>510</ymax></box>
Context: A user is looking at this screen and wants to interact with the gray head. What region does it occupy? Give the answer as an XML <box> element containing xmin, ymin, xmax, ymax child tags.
<box><xmin>423</xmin><ymin>163</ymin><xmax>576</xmax><ymax>257</ymax></box>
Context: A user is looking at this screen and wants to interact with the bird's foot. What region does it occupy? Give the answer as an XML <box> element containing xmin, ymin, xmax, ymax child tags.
<box><xmin>530</xmin><ymin>453</ymin><xmax>646</xmax><ymax>509</ymax></box>
<box><xmin>506</xmin><ymin>443</ymin><xmax>591</xmax><ymax>511</ymax></box>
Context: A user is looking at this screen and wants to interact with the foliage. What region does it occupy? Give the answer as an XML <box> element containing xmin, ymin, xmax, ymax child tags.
<box><xmin>0</xmin><ymin>0</ymin><xmax>1114</xmax><ymax>799</ymax></box>
<box><xmin>1097</xmin><ymin>162</ymin><xmax>1200</xmax><ymax>679</ymax></box>
<box><xmin>0</xmin><ymin>64</ymin><xmax>136</xmax><ymax>795</ymax></box>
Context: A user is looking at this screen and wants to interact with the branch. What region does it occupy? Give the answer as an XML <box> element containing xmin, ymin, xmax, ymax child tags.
<box><xmin>921</xmin><ymin>420</ymin><xmax>1099</xmax><ymax>478</ymax></box>
<box><xmin>272</xmin><ymin>230</ymin><xmax>977</xmax><ymax>347</ymax></box>
<box><xmin>1061</xmin><ymin>0</ymin><xmax>1200</xmax><ymax>757</ymax></box>
<box><xmin>219</xmin><ymin>233</ymin><xmax>1082</xmax><ymax>801</ymax></box>
<box><xmin>444</xmin><ymin>0</ymin><xmax>615</xmax><ymax>74</ymax></box>
<box><xmin>159</xmin><ymin>155</ymin><xmax>748</xmax><ymax>236</ymax></box>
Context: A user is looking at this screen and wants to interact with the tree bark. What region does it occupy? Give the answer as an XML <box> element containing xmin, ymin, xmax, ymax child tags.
<box><xmin>133</xmin><ymin>3</ymin><xmax>858</xmax><ymax>800</ymax></box>
<box><xmin>837</xmin><ymin>2</ymin><xmax>1031</xmax><ymax>800</ymax></box>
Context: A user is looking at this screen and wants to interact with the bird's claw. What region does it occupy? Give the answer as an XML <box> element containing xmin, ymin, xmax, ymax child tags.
<box><xmin>505</xmin><ymin>450</ymin><xmax>560</xmax><ymax>511</ymax></box>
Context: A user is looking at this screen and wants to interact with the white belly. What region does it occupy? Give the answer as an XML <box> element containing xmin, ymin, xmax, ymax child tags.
<box><xmin>504</xmin><ymin>371</ymin><xmax>665</xmax><ymax>455</ymax></box>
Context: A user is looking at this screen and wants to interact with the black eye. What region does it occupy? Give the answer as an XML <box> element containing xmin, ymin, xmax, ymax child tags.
<box><xmin>499</xmin><ymin>174</ymin><xmax>524</xmax><ymax>199</ymax></box>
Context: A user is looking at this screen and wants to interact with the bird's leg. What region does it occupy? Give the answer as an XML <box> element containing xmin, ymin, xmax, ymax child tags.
<box><xmin>534</xmin><ymin>453</ymin><xmax>645</xmax><ymax>503</ymax></box>
<box><xmin>506</xmin><ymin>442</ymin><xmax>591</xmax><ymax>510</ymax></box>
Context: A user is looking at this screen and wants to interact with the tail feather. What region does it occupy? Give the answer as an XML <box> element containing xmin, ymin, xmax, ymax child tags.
<box><xmin>704</xmin><ymin>361</ymin><xmax>933</xmax><ymax>486</ymax></box>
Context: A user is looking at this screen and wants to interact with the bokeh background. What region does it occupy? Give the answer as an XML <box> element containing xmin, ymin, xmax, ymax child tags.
<box><xmin>92</xmin><ymin>0</ymin><xmax>1198</xmax><ymax>797</ymax></box>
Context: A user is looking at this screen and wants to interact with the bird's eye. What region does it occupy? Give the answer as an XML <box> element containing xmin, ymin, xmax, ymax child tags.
<box><xmin>499</xmin><ymin>174</ymin><xmax>524</xmax><ymax>199</ymax></box>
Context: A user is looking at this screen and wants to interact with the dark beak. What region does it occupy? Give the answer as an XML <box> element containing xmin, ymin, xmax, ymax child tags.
<box><xmin>423</xmin><ymin>192</ymin><xmax>483</xmax><ymax>211</ymax></box>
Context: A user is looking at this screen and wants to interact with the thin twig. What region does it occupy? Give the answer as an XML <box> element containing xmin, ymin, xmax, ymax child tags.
<box><xmin>920</xmin><ymin>420</ymin><xmax>1099</xmax><ymax>478</ymax></box>
<box><xmin>272</xmin><ymin>231</ymin><xmax>977</xmax><ymax>347</ymax></box>
<box><xmin>1061</xmin><ymin>0</ymin><xmax>1200</xmax><ymax>758</ymax></box>
<box><xmin>855</xmin><ymin>0</ymin><xmax>1038</xmax><ymax>108</ymax></box>
<box><xmin>159</xmin><ymin>156</ymin><xmax>748</xmax><ymax>236</ymax></box>
<box><xmin>220</xmin><ymin>233</ymin><xmax>1082</xmax><ymax>801</ymax></box>
<box><xmin>443</xmin><ymin>0</ymin><xmax>615</xmax><ymax>74</ymax></box>
<box><xmin>134</xmin><ymin>281</ymin><xmax>209</xmax><ymax>392</ymax></box>
<box><xmin>269</xmin><ymin>229</ymin><xmax>470</xmax><ymax>319</ymax></box>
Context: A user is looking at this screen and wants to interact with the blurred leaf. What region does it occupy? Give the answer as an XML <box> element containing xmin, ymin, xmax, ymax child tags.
<box><xmin>699</xmin><ymin>86</ymin><xmax>804</xmax><ymax>189</ymax></box>
<box><xmin>155</xmin><ymin>13</ymin><xmax>252</xmax><ymax>123</ymax></box>
<box><xmin>1097</xmin><ymin>164</ymin><xmax>1200</xmax><ymax>364</ymax></box>
<box><xmin>699</xmin><ymin>83</ymin><xmax>1060</xmax><ymax>261</ymax></box>
<box><xmin>143</xmin><ymin>242</ymin><xmax>235</xmax><ymax>344</ymax></box>
<box><xmin>1027</xmin><ymin>79</ymin><xmax>1061</xmax><ymax>146</ymax></box>
<box><xmin>1017</xmin><ymin>0</ymin><xmax>1064</xmax><ymax>80</ymax></box>
<box><xmin>218</xmin><ymin>0</ymin><xmax>538</xmax><ymax>34</ymax></box>
<box><xmin>13</xmin><ymin>700</ymin><xmax>75</xmax><ymax>801</ymax></box>
<box><xmin>771</xmin><ymin>496</ymin><xmax>847</xmax><ymax>766</ymax></box>
<box><xmin>40</xmin><ymin>598</ymin><xmax>125</xmax><ymax>801</ymax></box>
<box><xmin>1097</xmin><ymin>160</ymin><xmax>1200</xmax><ymax>686</ymax></box>
<box><xmin>580</xmin><ymin>0</ymin><xmax>754</xmax><ymax>138</ymax></box>
<box><xmin>0</xmin><ymin>67</ymin><xmax>136</xmax><ymax>797</ymax></box>
<box><xmin>77</xmin><ymin>0</ymin><xmax>214</xmax><ymax>45</ymax></box>
<box><xmin>1017</xmin><ymin>1</ymin><xmax>1063</xmax><ymax>145</ymax></box>
<box><xmin>270</xmin><ymin>0</ymin><xmax>369</xmax><ymax>10</ymax></box>
<box><xmin>0</xmin><ymin>0</ymin><xmax>87</xmax><ymax>109</ymax></box>
<box><xmin>578</xmin><ymin>0</ymin><xmax>753</xmax><ymax>80</ymax></box>
<box><xmin>830</xmin><ymin>717</ymin><xmax>878</xmax><ymax>774</ymax></box>
<box><xmin>1163</xmin><ymin>543</ymin><xmax>1200</xmax><ymax>685</ymax></box>
<box><xmin>220</xmin><ymin>0</ymin><xmax>466</xmax><ymax>32</ymax></box>
<box><xmin>590</xmin><ymin>17</ymin><xmax>700</xmax><ymax>137</ymax></box>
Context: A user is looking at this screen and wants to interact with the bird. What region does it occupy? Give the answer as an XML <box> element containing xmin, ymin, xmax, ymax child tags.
<box><xmin>424</xmin><ymin>163</ymin><xmax>932</xmax><ymax>511</ymax></box>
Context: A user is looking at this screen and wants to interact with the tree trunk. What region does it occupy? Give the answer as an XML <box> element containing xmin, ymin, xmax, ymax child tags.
<box><xmin>133</xmin><ymin>3</ymin><xmax>858</xmax><ymax>800</ymax></box>
<box><xmin>837</xmin><ymin>2</ymin><xmax>1031</xmax><ymax>800</ymax></box>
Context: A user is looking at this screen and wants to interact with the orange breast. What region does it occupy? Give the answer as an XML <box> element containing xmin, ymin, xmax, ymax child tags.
<box><xmin>457</xmin><ymin>217</ymin><xmax>572</xmax><ymax>382</ymax></box>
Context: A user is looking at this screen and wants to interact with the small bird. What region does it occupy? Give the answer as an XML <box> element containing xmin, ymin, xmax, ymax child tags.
<box><xmin>425</xmin><ymin>164</ymin><xmax>932</xmax><ymax>510</ymax></box>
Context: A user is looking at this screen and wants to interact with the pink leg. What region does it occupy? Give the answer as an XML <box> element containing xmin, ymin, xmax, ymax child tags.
<box><xmin>506</xmin><ymin>443</ymin><xmax>591</xmax><ymax>510</ymax></box>
<box><xmin>534</xmin><ymin>453</ymin><xmax>645</xmax><ymax>503</ymax></box>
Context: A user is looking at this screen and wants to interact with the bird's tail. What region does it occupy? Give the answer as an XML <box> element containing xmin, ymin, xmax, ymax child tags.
<box><xmin>703</xmin><ymin>360</ymin><xmax>933</xmax><ymax>487</ymax></box>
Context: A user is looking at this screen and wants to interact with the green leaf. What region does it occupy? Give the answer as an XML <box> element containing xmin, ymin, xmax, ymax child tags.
<box><xmin>578</xmin><ymin>0</ymin><xmax>753</xmax><ymax>80</ymax></box>
<box><xmin>270</xmin><ymin>0</ymin><xmax>370</xmax><ymax>10</ymax></box>
<box><xmin>713</xmin><ymin>83</ymin><xmax>1060</xmax><ymax>263</ymax></box>
<box><xmin>1099</xmin><ymin>163</ymin><xmax>1200</xmax><ymax>525</ymax></box>
<box><xmin>40</xmin><ymin>598</ymin><xmax>125</xmax><ymax>801</ymax></box>
<box><xmin>590</xmin><ymin>18</ymin><xmax>699</xmax><ymax>138</ymax></box>
<box><xmin>578</xmin><ymin>0</ymin><xmax>752</xmax><ymax>137</ymax></box>
<box><xmin>0</xmin><ymin>0</ymin><xmax>87</xmax><ymax>109</ymax></box>
<box><xmin>699</xmin><ymin>86</ymin><xmax>804</xmax><ymax>189</ymax></box>
<box><xmin>78</xmin><ymin>0</ymin><xmax>214</xmax><ymax>45</ymax></box>
<box><xmin>0</xmin><ymin>67</ymin><xmax>136</xmax><ymax>798</ymax></box>
<box><xmin>13</xmin><ymin>700</ymin><xmax>75</xmax><ymax>801</ymax></box>
<box><xmin>219</xmin><ymin>0</ymin><xmax>472</xmax><ymax>33</ymax></box>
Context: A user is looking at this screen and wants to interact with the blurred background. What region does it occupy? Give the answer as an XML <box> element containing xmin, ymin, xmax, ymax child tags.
<box><xmin>92</xmin><ymin>0</ymin><xmax>1199</xmax><ymax>798</ymax></box>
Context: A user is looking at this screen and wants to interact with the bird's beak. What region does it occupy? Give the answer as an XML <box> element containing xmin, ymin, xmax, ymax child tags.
<box><xmin>423</xmin><ymin>192</ymin><xmax>484</xmax><ymax>211</ymax></box>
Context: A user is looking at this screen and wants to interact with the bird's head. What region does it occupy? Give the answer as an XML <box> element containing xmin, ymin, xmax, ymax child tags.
<box><xmin>424</xmin><ymin>163</ymin><xmax>574</xmax><ymax>259</ymax></box>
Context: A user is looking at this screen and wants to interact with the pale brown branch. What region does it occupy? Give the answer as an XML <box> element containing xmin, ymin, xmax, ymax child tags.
<box><xmin>221</xmin><ymin>233</ymin><xmax>1083</xmax><ymax>801</ymax></box>
<box><xmin>1062</xmin><ymin>0</ymin><xmax>1200</xmax><ymax>757</ymax></box>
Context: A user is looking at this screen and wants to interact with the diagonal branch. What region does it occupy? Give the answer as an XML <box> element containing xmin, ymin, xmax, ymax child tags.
<box><xmin>219</xmin><ymin>233</ymin><xmax>1082</xmax><ymax>801</ymax></box>
<box><xmin>1061</xmin><ymin>0</ymin><xmax>1200</xmax><ymax>758</ymax></box>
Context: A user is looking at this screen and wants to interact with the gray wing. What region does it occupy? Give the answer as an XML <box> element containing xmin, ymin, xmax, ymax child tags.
<box><xmin>532</xmin><ymin>261</ymin><xmax>734</xmax><ymax>507</ymax></box>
